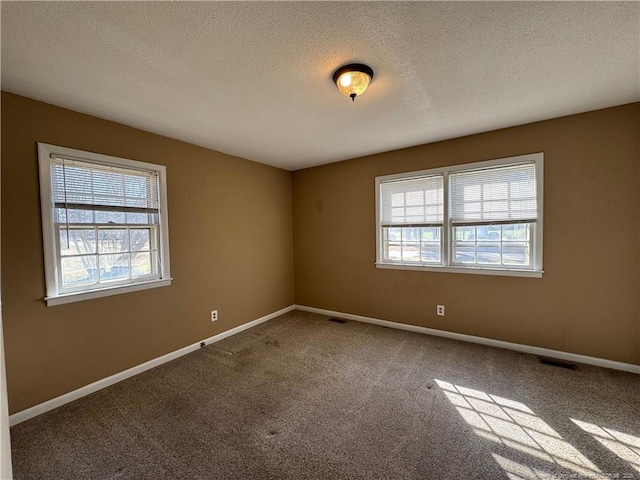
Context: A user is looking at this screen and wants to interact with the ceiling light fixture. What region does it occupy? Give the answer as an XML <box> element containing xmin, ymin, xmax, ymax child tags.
<box><xmin>333</xmin><ymin>63</ymin><xmax>374</xmax><ymax>102</ymax></box>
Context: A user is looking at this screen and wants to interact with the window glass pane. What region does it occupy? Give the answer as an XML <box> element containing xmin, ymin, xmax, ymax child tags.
<box><xmin>477</xmin><ymin>243</ymin><xmax>501</xmax><ymax>265</ymax></box>
<box><xmin>125</xmin><ymin>212</ymin><xmax>150</xmax><ymax>224</ymax></box>
<box><xmin>95</xmin><ymin>211</ymin><xmax>126</xmax><ymax>224</ymax></box>
<box><xmin>386</xmin><ymin>243</ymin><xmax>401</xmax><ymax>261</ymax></box>
<box><xmin>421</xmin><ymin>227</ymin><xmax>440</xmax><ymax>241</ymax></box>
<box><xmin>387</xmin><ymin>228</ymin><xmax>401</xmax><ymax>242</ymax></box>
<box><xmin>421</xmin><ymin>243</ymin><xmax>441</xmax><ymax>262</ymax></box>
<box><xmin>98</xmin><ymin>229</ymin><xmax>129</xmax><ymax>254</ymax></box>
<box><xmin>502</xmin><ymin>224</ymin><xmax>529</xmax><ymax>241</ymax></box>
<box><xmin>56</xmin><ymin>208</ymin><xmax>95</xmax><ymax>223</ymax></box>
<box><xmin>477</xmin><ymin>226</ymin><xmax>501</xmax><ymax>241</ymax></box>
<box><xmin>454</xmin><ymin>243</ymin><xmax>476</xmax><ymax>264</ymax></box>
<box><xmin>132</xmin><ymin>251</ymin><xmax>154</xmax><ymax>277</ymax></box>
<box><xmin>421</xmin><ymin>227</ymin><xmax>441</xmax><ymax>264</ymax></box>
<box><xmin>55</xmin><ymin>208</ymin><xmax>66</xmax><ymax>223</ymax></box>
<box><xmin>503</xmin><ymin>243</ymin><xmax>530</xmax><ymax>265</ymax></box>
<box><xmin>401</xmin><ymin>242</ymin><xmax>420</xmax><ymax>262</ymax></box>
<box><xmin>455</xmin><ymin>226</ymin><xmax>475</xmax><ymax>241</ymax></box>
<box><xmin>99</xmin><ymin>254</ymin><xmax>130</xmax><ymax>281</ymax></box>
<box><xmin>69</xmin><ymin>209</ymin><xmax>96</xmax><ymax>223</ymax></box>
<box><xmin>61</xmin><ymin>255</ymin><xmax>97</xmax><ymax>286</ymax></box>
<box><xmin>130</xmin><ymin>229</ymin><xmax>152</xmax><ymax>252</ymax></box>
<box><xmin>402</xmin><ymin>228</ymin><xmax>421</xmax><ymax>242</ymax></box>
<box><xmin>60</xmin><ymin>229</ymin><xmax>96</xmax><ymax>256</ymax></box>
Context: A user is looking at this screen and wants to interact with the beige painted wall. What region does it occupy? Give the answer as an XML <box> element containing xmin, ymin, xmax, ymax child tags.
<box><xmin>293</xmin><ymin>103</ymin><xmax>640</xmax><ymax>365</ymax></box>
<box><xmin>1</xmin><ymin>92</ymin><xmax>295</xmax><ymax>414</ymax></box>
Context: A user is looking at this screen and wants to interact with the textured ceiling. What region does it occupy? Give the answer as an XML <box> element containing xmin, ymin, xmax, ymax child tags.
<box><xmin>1</xmin><ymin>2</ymin><xmax>638</xmax><ymax>171</ymax></box>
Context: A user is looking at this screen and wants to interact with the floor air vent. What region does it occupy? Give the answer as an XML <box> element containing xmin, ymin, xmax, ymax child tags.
<box><xmin>329</xmin><ymin>318</ymin><xmax>347</xmax><ymax>324</ymax></box>
<box><xmin>539</xmin><ymin>357</ymin><xmax>577</xmax><ymax>370</ymax></box>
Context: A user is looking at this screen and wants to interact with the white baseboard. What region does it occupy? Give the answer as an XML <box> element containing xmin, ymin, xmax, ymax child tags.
<box><xmin>295</xmin><ymin>305</ymin><xmax>640</xmax><ymax>375</ymax></box>
<box><xmin>9</xmin><ymin>305</ymin><xmax>295</xmax><ymax>426</ymax></box>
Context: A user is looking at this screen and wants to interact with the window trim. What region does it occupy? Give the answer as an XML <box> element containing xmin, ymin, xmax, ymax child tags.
<box><xmin>375</xmin><ymin>153</ymin><xmax>544</xmax><ymax>278</ymax></box>
<box><xmin>38</xmin><ymin>143</ymin><xmax>172</xmax><ymax>306</ymax></box>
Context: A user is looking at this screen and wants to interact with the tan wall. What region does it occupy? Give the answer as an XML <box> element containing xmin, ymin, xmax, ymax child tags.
<box><xmin>293</xmin><ymin>103</ymin><xmax>640</xmax><ymax>365</ymax></box>
<box><xmin>1</xmin><ymin>92</ymin><xmax>295</xmax><ymax>413</ymax></box>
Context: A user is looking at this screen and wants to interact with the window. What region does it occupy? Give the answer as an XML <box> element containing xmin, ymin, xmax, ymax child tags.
<box><xmin>380</xmin><ymin>174</ymin><xmax>444</xmax><ymax>264</ymax></box>
<box><xmin>376</xmin><ymin>153</ymin><xmax>543</xmax><ymax>277</ymax></box>
<box><xmin>38</xmin><ymin>143</ymin><xmax>172</xmax><ymax>305</ymax></box>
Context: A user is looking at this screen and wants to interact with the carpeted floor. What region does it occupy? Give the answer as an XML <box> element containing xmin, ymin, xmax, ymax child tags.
<box><xmin>10</xmin><ymin>310</ymin><xmax>640</xmax><ymax>479</ymax></box>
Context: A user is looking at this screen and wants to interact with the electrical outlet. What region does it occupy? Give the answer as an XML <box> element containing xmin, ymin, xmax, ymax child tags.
<box><xmin>437</xmin><ymin>305</ymin><xmax>445</xmax><ymax>316</ymax></box>
<box><xmin>211</xmin><ymin>310</ymin><xmax>218</xmax><ymax>322</ymax></box>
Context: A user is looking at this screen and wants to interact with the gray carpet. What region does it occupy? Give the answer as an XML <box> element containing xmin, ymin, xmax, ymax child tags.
<box><xmin>10</xmin><ymin>310</ymin><xmax>640</xmax><ymax>479</ymax></box>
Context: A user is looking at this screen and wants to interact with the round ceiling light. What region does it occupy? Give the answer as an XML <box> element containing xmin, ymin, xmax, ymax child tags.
<box><xmin>332</xmin><ymin>63</ymin><xmax>374</xmax><ymax>102</ymax></box>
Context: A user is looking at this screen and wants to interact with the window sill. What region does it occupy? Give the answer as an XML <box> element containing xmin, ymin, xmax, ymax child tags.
<box><xmin>44</xmin><ymin>278</ymin><xmax>173</xmax><ymax>306</ymax></box>
<box><xmin>375</xmin><ymin>262</ymin><xmax>543</xmax><ymax>278</ymax></box>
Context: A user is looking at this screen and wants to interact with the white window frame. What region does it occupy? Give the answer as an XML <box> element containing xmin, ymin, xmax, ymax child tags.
<box><xmin>375</xmin><ymin>153</ymin><xmax>544</xmax><ymax>278</ymax></box>
<box><xmin>38</xmin><ymin>143</ymin><xmax>172</xmax><ymax>306</ymax></box>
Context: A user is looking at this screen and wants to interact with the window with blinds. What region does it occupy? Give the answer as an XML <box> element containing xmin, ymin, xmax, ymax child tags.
<box><xmin>38</xmin><ymin>143</ymin><xmax>171</xmax><ymax>305</ymax></box>
<box><xmin>379</xmin><ymin>175</ymin><xmax>443</xmax><ymax>264</ymax></box>
<box><xmin>450</xmin><ymin>162</ymin><xmax>537</xmax><ymax>268</ymax></box>
<box><xmin>375</xmin><ymin>153</ymin><xmax>543</xmax><ymax>277</ymax></box>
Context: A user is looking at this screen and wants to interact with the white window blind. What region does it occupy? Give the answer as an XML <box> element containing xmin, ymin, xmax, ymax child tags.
<box><xmin>51</xmin><ymin>156</ymin><xmax>160</xmax><ymax>223</ymax></box>
<box><xmin>380</xmin><ymin>175</ymin><xmax>444</xmax><ymax>227</ymax></box>
<box><xmin>450</xmin><ymin>162</ymin><xmax>537</xmax><ymax>226</ymax></box>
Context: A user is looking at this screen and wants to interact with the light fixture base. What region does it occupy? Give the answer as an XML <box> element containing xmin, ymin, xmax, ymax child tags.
<box><xmin>332</xmin><ymin>63</ymin><xmax>374</xmax><ymax>85</ymax></box>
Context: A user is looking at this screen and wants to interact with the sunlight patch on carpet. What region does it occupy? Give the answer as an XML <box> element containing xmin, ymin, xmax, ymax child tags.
<box><xmin>435</xmin><ymin>379</ymin><xmax>601</xmax><ymax>478</ymax></box>
<box><xmin>571</xmin><ymin>419</ymin><xmax>640</xmax><ymax>474</ymax></box>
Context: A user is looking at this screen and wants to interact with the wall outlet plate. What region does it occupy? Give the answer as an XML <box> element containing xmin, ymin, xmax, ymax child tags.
<box><xmin>437</xmin><ymin>305</ymin><xmax>445</xmax><ymax>316</ymax></box>
<box><xmin>211</xmin><ymin>310</ymin><xmax>218</xmax><ymax>321</ymax></box>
